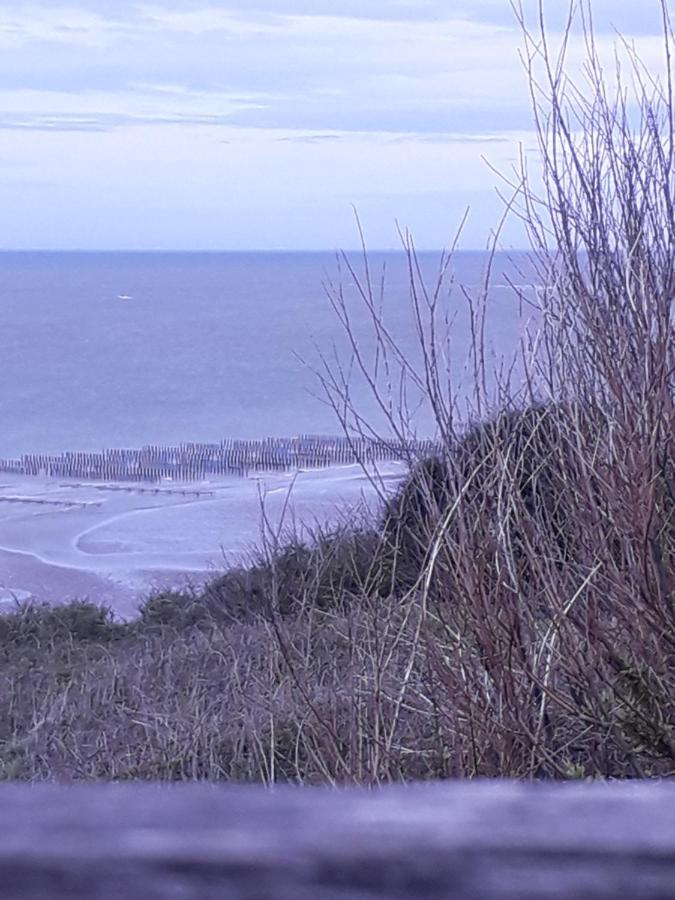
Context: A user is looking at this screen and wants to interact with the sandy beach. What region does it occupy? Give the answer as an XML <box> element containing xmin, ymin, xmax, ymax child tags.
<box><xmin>0</xmin><ymin>463</ymin><xmax>405</xmax><ymax>618</ymax></box>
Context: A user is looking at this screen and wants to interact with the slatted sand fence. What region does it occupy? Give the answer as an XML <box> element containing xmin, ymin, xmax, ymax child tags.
<box><xmin>0</xmin><ymin>435</ymin><xmax>440</xmax><ymax>484</ymax></box>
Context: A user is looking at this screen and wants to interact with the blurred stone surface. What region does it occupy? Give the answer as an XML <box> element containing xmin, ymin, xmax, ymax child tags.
<box><xmin>0</xmin><ymin>781</ymin><xmax>672</xmax><ymax>898</ymax></box>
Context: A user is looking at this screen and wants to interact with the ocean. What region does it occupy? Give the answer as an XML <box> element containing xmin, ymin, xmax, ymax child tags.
<box><xmin>0</xmin><ymin>251</ymin><xmax>531</xmax><ymax>460</ymax></box>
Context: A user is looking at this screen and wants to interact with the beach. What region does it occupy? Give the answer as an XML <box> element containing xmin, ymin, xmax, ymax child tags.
<box><xmin>0</xmin><ymin>463</ymin><xmax>405</xmax><ymax>618</ymax></box>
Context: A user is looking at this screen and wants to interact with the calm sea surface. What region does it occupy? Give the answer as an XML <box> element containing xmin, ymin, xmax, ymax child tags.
<box><xmin>0</xmin><ymin>251</ymin><xmax>532</xmax><ymax>459</ymax></box>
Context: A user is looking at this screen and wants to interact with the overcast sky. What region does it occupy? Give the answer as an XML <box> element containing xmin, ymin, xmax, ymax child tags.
<box><xmin>0</xmin><ymin>1</ymin><xmax>668</xmax><ymax>250</ymax></box>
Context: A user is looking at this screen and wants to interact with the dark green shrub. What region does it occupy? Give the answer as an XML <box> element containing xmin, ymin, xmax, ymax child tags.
<box><xmin>138</xmin><ymin>591</ymin><xmax>207</xmax><ymax>629</ymax></box>
<box><xmin>0</xmin><ymin>600</ymin><xmax>121</xmax><ymax>646</ymax></box>
<box><xmin>380</xmin><ymin>403</ymin><xmax>579</xmax><ymax>592</ymax></box>
<box><xmin>201</xmin><ymin>528</ymin><xmax>380</xmax><ymax>619</ymax></box>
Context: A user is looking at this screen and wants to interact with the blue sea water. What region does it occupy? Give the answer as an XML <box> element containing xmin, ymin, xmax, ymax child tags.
<box><xmin>0</xmin><ymin>251</ymin><xmax>530</xmax><ymax>460</ymax></box>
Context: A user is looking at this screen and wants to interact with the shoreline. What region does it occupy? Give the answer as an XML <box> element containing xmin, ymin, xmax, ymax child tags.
<box><xmin>0</xmin><ymin>462</ymin><xmax>405</xmax><ymax>617</ymax></box>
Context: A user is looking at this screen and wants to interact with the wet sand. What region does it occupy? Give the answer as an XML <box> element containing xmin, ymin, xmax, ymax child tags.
<box><xmin>0</xmin><ymin>464</ymin><xmax>404</xmax><ymax>618</ymax></box>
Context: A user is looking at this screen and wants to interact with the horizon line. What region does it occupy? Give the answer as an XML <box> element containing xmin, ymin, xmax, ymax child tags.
<box><xmin>0</xmin><ymin>247</ymin><xmax>528</xmax><ymax>254</ymax></box>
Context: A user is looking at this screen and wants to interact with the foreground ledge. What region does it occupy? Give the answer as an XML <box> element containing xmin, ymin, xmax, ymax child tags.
<box><xmin>0</xmin><ymin>782</ymin><xmax>673</xmax><ymax>899</ymax></box>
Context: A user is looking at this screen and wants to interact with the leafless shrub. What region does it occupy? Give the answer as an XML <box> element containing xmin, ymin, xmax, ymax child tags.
<box><xmin>267</xmin><ymin>0</ymin><xmax>675</xmax><ymax>780</ymax></box>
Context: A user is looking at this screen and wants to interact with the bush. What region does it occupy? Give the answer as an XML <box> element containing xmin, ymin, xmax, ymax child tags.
<box><xmin>380</xmin><ymin>403</ymin><xmax>581</xmax><ymax>591</ymax></box>
<box><xmin>0</xmin><ymin>600</ymin><xmax>121</xmax><ymax>647</ymax></box>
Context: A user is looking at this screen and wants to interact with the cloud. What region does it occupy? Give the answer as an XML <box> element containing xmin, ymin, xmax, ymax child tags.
<box><xmin>0</xmin><ymin>5</ymin><xmax>665</xmax><ymax>136</ymax></box>
<box><xmin>0</xmin><ymin>7</ymin><xmax>127</xmax><ymax>48</ymax></box>
<box><xmin>277</xmin><ymin>133</ymin><xmax>345</xmax><ymax>144</ymax></box>
<box><xmin>0</xmin><ymin>85</ymin><xmax>273</xmax><ymax>133</ymax></box>
<box><xmin>0</xmin><ymin>112</ymin><xmax>259</xmax><ymax>132</ymax></box>
<box><xmin>0</xmin><ymin>2</ymin><xmax>666</xmax><ymax>248</ymax></box>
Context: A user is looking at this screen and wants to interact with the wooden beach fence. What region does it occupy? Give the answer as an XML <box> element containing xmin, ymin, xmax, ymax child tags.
<box><xmin>0</xmin><ymin>435</ymin><xmax>441</xmax><ymax>485</ymax></box>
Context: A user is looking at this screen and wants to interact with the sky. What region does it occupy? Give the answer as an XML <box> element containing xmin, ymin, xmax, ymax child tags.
<box><xmin>0</xmin><ymin>1</ymin><xmax>669</xmax><ymax>250</ymax></box>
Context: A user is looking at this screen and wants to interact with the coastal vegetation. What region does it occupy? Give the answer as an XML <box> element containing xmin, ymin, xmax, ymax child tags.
<box><xmin>0</xmin><ymin>1</ymin><xmax>673</xmax><ymax>782</ymax></box>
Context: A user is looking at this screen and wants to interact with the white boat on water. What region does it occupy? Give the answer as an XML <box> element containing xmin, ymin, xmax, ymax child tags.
<box><xmin>117</xmin><ymin>294</ymin><xmax>133</xmax><ymax>301</ymax></box>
